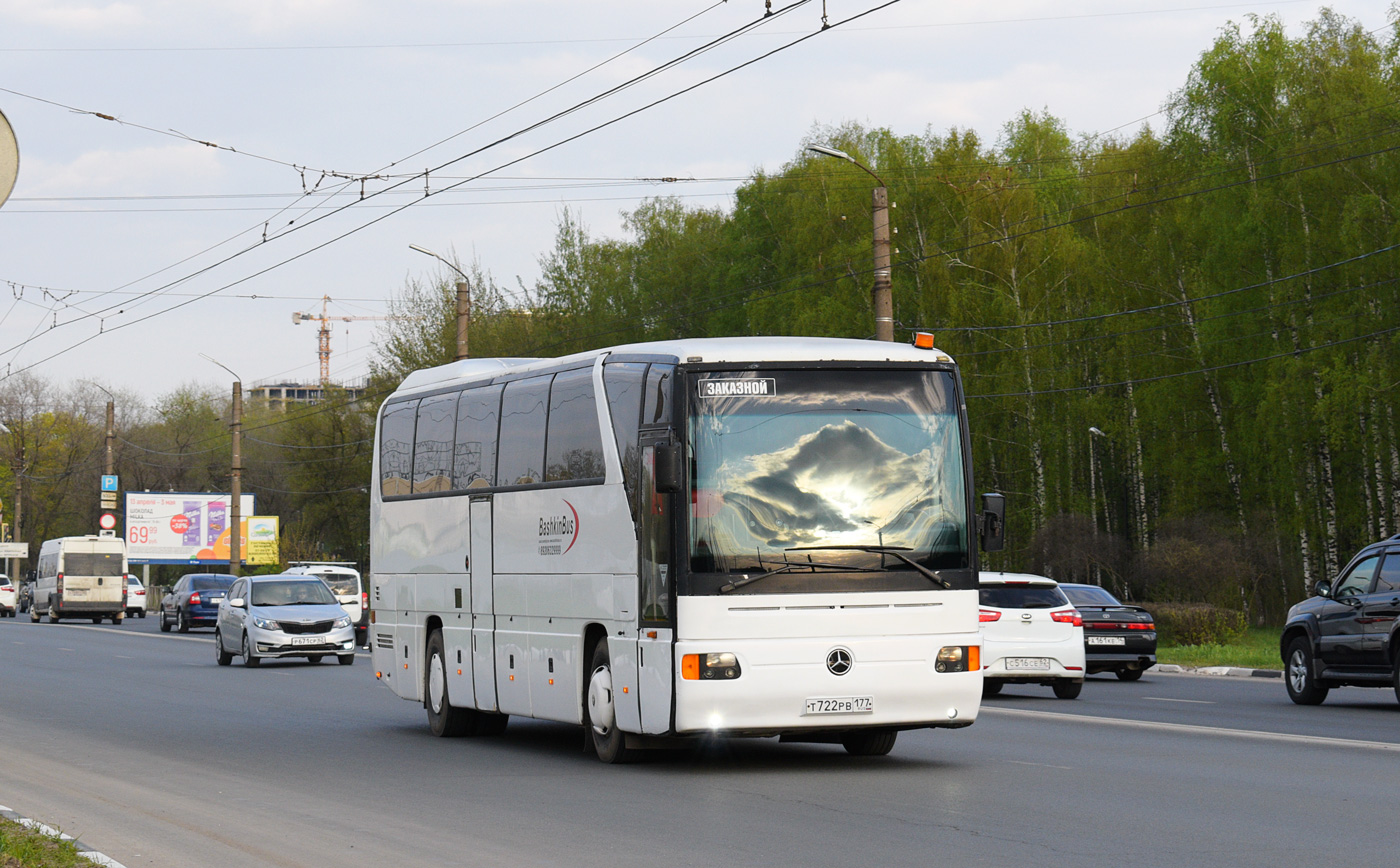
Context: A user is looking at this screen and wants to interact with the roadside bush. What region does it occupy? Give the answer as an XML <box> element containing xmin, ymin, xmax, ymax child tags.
<box><xmin>1143</xmin><ymin>603</ymin><xmax>1247</xmax><ymax>647</ymax></box>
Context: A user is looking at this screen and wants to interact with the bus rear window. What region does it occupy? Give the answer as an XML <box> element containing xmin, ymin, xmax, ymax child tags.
<box><xmin>64</xmin><ymin>552</ymin><xmax>124</xmax><ymax>576</ymax></box>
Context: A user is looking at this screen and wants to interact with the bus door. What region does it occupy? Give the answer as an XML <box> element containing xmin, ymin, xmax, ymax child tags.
<box><xmin>470</xmin><ymin>496</ymin><xmax>499</xmax><ymax>711</ymax></box>
<box><xmin>637</xmin><ymin>440</ymin><xmax>674</xmax><ymax>734</ymax></box>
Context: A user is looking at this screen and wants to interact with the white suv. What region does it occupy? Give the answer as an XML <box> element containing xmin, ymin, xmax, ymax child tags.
<box><xmin>979</xmin><ymin>572</ymin><xmax>1086</xmax><ymax>699</ymax></box>
<box><xmin>284</xmin><ymin>563</ymin><xmax>366</xmax><ymax>647</ymax></box>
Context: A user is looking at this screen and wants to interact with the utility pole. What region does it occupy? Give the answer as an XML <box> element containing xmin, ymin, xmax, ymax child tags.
<box><xmin>456</xmin><ymin>280</ymin><xmax>471</xmax><ymax>360</ymax></box>
<box><xmin>871</xmin><ymin>184</ymin><xmax>893</xmax><ymax>342</ymax></box>
<box><xmin>808</xmin><ymin>145</ymin><xmax>895</xmax><ymax>342</ymax></box>
<box><xmin>104</xmin><ymin>398</ymin><xmax>115</xmax><ymax>477</ymax></box>
<box><xmin>409</xmin><ymin>244</ymin><xmax>472</xmax><ymax>359</ymax></box>
<box><xmin>230</xmin><ymin>379</ymin><xmax>242</xmax><ymax>577</ymax></box>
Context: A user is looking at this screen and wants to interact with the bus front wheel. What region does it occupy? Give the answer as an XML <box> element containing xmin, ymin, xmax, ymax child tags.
<box><xmin>842</xmin><ymin>728</ymin><xmax>897</xmax><ymax>757</ymax></box>
<box><xmin>586</xmin><ymin>641</ymin><xmax>632</xmax><ymax>764</ymax></box>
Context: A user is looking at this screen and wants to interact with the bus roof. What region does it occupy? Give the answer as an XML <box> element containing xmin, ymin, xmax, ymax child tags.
<box><xmin>393</xmin><ymin>336</ymin><xmax>954</xmax><ymax>397</ymax></box>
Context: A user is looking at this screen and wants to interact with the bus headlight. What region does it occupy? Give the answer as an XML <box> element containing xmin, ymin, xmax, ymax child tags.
<box><xmin>682</xmin><ymin>652</ymin><xmax>742</xmax><ymax>680</ymax></box>
<box><xmin>936</xmin><ymin>645</ymin><xmax>978</xmax><ymax>673</ymax></box>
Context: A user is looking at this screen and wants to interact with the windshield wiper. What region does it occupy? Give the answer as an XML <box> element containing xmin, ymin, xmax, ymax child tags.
<box><xmin>785</xmin><ymin>545</ymin><xmax>952</xmax><ymax>589</ymax></box>
<box><xmin>718</xmin><ymin>560</ymin><xmax>880</xmax><ymax>594</ymax></box>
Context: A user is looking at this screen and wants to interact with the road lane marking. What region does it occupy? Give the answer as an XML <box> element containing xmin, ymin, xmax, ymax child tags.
<box><xmin>1007</xmin><ymin>759</ymin><xmax>1072</xmax><ymax>770</ymax></box>
<box><xmin>1143</xmin><ymin>697</ymin><xmax>1215</xmax><ymax>704</ymax></box>
<box><xmin>981</xmin><ymin>706</ymin><xmax>1400</xmax><ymax>752</ymax></box>
<box><xmin>12</xmin><ymin>621</ymin><xmax>371</xmax><ymax>653</ymax></box>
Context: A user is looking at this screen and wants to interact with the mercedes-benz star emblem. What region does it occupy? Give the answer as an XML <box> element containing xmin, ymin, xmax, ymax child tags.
<box><xmin>826</xmin><ymin>647</ymin><xmax>853</xmax><ymax>676</ymax></box>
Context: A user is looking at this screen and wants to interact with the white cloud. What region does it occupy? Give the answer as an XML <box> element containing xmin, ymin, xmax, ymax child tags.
<box><xmin>21</xmin><ymin>142</ymin><xmax>226</xmax><ymax>196</ymax></box>
<box><xmin>0</xmin><ymin>0</ymin><xmax>143</xmax><ymax>31</ymax></box>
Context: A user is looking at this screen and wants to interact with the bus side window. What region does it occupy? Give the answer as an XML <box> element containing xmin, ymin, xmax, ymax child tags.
<box><xmin>545</xmin><ymin>368</ymin><xmax>605</xmax><ymax>482</ymax></box>
<box><xmin>643</xmin><ymin>365</ymin><xmax>674</xmax><ymax>426</ymax></box>
<box><xmin>454</xmin><ymin>384</ymin><xmax>503</xmax><ymax>490</ymax></box>
<box><xmin>379</xmin><ymin>400</ymin><xmax>419</xmax><ymax>497</ymax></box>
<box><xmin>413</xmin><ymin>393</ymin><xmax>459</xmax><ymax>494</ymax></box>
<box><xmin>497</xmin><ymin>375</ymin><xmax>552</xmax><ymax>486</ymax></box>
<box><xmin>603</xmin><ymin>363</ymin><xmax>647</xmax><ymax>517</ymax></box>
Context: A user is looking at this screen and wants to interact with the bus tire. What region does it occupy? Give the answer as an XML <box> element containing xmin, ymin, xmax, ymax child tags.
<box><xmin>425</xmin><ymin>631</ymin><xmax>472</xmax><ymax>737</ymax></box>
<box><xmin>92</xmin><ymin>617</ymin><xmax>102</xmax><ymax>624</ymax></box>
<box><xmin>48</xmin><ymin>608</ymin><xmax>59</xmax><ymax>623</ymax></box>
<box><xmin>29</xmin><ymin>605</ymin><xmax>39</xmax><ymax>623</ymax></box>
<box><xmin>842</xmin><ymin>728</ymin><xmax>897</xmax><ymax>756</ymax></box>
<box><xmin>586</xmin><ymin>640</ymin><xmax>632</xmax><ymax>763</ymax></box>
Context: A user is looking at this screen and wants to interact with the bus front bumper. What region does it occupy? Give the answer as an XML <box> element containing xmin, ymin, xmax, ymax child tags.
<box><xmin>673</xmin><ymin>634</ymin><xmax>982</xmax><ymax>736</ymax></box>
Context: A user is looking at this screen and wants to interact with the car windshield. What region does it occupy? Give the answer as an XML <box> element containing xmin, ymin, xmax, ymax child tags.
<box><xmin>251</xmin><ymin>580</ymin><xmax>337</xmax><ymax>607</ymax></box>
<box><xmin>980</xmin><ymin>585</ymin><xmax>1069</xmax><ymax>609</ymax></box>
<box><xmin>1062</xmin><ymin>585</ymin><xmax>1120</xmax><ymax>607</ymax></box>
<box><xmin>191</xmin><ymin>576</ymin><xmax>233</xmax><ymax>591</ymax></box>
<box><xmin>314</xmin><ymin>574</ymin><xmax>358</xmax><ymax>596</ymax></box>
<box><xmin>688</xmin><ymin>369</ymin><xmax>967</xmax><ymax>591</ymax></box>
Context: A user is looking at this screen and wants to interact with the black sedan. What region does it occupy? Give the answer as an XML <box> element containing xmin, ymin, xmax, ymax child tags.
<box><xmin>159</xmin><ymin>573</ymin><xmax>234</xmax><ymax>633</ymax></box>
<box><xmin>1058</xmin><ymin>583</ymin><xmax>1157</xmax><ymax>680</ymax></box>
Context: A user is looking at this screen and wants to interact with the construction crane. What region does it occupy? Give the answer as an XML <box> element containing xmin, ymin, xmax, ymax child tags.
<box><xmin>292</xmin><ymin>295</ymin><xmax>398</xmax><ymax>384</ymax></box>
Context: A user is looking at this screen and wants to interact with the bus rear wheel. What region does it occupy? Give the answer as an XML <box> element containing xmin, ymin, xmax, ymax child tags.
<box><xmin>586</xmin><ymin>640</ymin><xmax>632</xmax><ymax>764</ymax></box>
<box><xmin>842</xmin><ymin>728</ymin><xmax>897</xmax><ymax>757</ymax></box>
<box><xmin>425</xmin><ymin>630</ymin><xmax>474</xmax><ymax>737</ymax></box>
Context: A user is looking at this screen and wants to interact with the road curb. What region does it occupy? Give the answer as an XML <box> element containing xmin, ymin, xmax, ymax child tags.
<box><xmin>0</xmin><ymin>804</ymin><xmax>129</xmax><ymax>868</ymax></box>
<box><xmin>1151</xmin><ymin>664</ymin><xmax>1282</xmax><ymax>679</ymax></box>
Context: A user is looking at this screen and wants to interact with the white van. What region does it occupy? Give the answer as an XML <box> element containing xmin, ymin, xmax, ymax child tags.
<box><xmin>32</xmin><ymin>535</ymin><xmax>128</xmax><ymax>624</ymax></box>
<box><xmin>284</xmin><ymin>562</ymin><xmax>366</xmax><ymax>647</ymax></box>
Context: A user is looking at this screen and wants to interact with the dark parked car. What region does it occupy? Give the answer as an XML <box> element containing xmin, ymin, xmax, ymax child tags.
<box><xmin>1281</xmin><ymin>534</ymin><xmax>1400</xmax><ymax>705</ymax></box>
<box><xmin>1058</xmin><ymin>583</ymin><xmax>1157</xmax><ymax>681</ymax></box>
<box><xmin>160</xmin><ymin>573</ymin><xmax>234</xmax><ymax>633</ymax></box>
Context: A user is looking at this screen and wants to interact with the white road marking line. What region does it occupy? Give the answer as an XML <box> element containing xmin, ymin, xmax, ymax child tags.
<box><xmin>1007</xmin><ymin>759</ymin><xmax>1072</xmax><ymax>770</ymax></box>
<box><xmin>1143</xmin><ymin>697</ymin><xmax>1215</xmax><ymax>704</ymax></box>
<box><xmin>981</xmin><ymin>706</ymin><xmax>1400</xmax><ymax>752</ymax></box>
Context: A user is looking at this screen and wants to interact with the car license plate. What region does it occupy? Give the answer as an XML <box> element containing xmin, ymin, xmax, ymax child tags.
<box><xmin>1006</xmin><ymin>657</ymin><xmax>1050</xmax><ymax>670</ymax></box>
<box><xmin>291</xmin><ymin>636</ymin><xmax>325</xmax><ymax>646</ymax></box>
<box><xmin>803</xmin><ymin>696</ymin><xmax>874</xmax><ymax>716</ymax></box>
<box><xmin>1087</xmin><ymin>636</ymin><xmax>1126</xmax><ymax>646</ymax></box>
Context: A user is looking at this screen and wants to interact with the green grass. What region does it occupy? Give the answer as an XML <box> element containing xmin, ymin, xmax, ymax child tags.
<box><xmin>0</xmin><ymin>817</ymin><xmax>101</xmax><ymax>868</ymax></box>
<box><xmin>1156</xmin><ymin>626</ymin><xmax>1284</xmax><ymax>670</ymax></box>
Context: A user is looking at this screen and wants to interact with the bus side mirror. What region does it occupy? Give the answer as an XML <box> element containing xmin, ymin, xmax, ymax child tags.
<box><xmin>980</xmin><ymin>493</ymin><xmax>1006</xmax><ymax>552</ymax></box>
<box><xmin>655</xmin><ymin>443</ymin><xmax>682</xmax><ymax>494</ymax></box>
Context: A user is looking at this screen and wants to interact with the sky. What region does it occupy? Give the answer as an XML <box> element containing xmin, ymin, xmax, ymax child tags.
<box><xmin>0</xmin><ymin>0</ymin><xmax>1394</xmax><ymax>402</ymax></box>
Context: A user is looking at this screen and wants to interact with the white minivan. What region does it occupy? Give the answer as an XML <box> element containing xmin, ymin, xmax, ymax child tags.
<box><xmin>284</xmin><ymin>562</ymin><xmax>366</xmax><ymax>647</ymax></box>
<box><xmin>32</xmin><ymin>535</ymin><xmax>128</xmax><ymax>624</ymax></box>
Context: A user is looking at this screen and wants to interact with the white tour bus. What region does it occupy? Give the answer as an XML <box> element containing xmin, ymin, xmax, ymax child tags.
<box><xmin>370</xmin><ymin>336</ymin><xmax>1005</xmax><ymax>761</ymax></box>
<box><xmin>32</xmin><ymin>534</ymin><xmax>129</xmax><ymax>625</ymax></box>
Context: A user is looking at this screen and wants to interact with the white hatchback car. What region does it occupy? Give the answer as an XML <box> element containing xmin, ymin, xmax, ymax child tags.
<box><xmin>979</xmin><ymin>572</ymin><xmax>1086</xmax><ymax>699</ymax></box>
<box><xmin>0</xmin><ymin>574</ymin><xmax>15</xmax><ymax>617</ymax></box>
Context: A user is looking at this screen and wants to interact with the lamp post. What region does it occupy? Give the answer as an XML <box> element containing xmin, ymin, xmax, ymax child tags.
<box><xmin>80</xmin><ymin>380</ymin><xmax>116</xmax><ymax>478</ymax></box>
<box><xmin>807</xmin><ymin>144</ymin><xmax>893</xmax><ymax>342</ymax></box>
<box><xmin>410</xmin><ymin>244</ymin><xmax>471</xmax><ymax>360</ymax></box>
<box><xmin>201</xmin><ymin>355</ymin><xmax>243</xmax><ymax>577</ymax></box>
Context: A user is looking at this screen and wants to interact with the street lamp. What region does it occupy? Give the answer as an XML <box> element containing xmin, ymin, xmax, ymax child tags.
<box><xmin>807</xmin><ymin>144</ymin><xmax>893</xmax><ymax>342</ymax></box>
<box><xmin>201</xmin><ymin>354</ymin><xmax>243</xmax><ymax>577</ymax></box>
<box><xmin>410</xmin><ymin>243</ymin><xmax>471</xmax><ymax>360</ymax></box>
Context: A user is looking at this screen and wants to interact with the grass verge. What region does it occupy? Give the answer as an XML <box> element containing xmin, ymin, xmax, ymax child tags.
<box><xmin>0</xmin><ymin>817</ymin><xmax>100</xmax><ymax>867</ymax></box>
<box><xmin>1156</xmin><ymin>626</ymin><xmax>1283</xmax><ymax>670</ymax></box>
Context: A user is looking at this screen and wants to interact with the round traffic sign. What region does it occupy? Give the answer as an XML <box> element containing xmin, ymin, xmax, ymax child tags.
<box><xmin>99</xmin><ymin>513</ymin><xmax>117</xmax><ymax>530</ymax></box>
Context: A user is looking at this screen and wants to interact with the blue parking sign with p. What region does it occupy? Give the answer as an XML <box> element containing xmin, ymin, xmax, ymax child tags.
<box><xmin>101</xmin><ymin>475</ymin><xmax>118</xmax><ymax>492</ymax></box>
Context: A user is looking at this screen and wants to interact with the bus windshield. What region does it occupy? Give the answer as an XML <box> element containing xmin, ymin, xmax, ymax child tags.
<box><xmin>688</xmin><ymin>369</ymin><xmax>968</xmax><ymax>591</ymax></box>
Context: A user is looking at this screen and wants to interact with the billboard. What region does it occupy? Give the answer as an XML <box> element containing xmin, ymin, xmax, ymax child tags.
<box><xmin>124</xmin><ymin>492</ymin><xmax>256</xmax><ymax>564</ymax></box>
<box><xmin>245</xmin><ymin>516</ymin><xmax>280</xmax><ymax>566</ymax></box>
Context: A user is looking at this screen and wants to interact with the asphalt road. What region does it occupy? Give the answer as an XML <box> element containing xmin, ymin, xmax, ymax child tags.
<box><xmin>1</xmin><ymin>613</ymin><xmax>1396</xmax><ymax>868</ymax></box>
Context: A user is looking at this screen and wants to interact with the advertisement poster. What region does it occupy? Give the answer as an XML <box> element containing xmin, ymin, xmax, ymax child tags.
<box><xmin>124</xmin><ymin>492</ymin><xmax>257</xmax><ymax>564</ymax></box>
<box><xmin>244</xmin><ymin>517</ymin><xmax>280</xmax><ymax>566</ymax></box>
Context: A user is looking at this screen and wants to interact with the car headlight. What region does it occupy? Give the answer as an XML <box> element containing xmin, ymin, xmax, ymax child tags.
<box><xmin>252</xmin><ymin>615</ymin><xmax>280</xmax><ymax>631</ymax></box>
<box><xmin>334</xmin><ymin>615</ymin><xmax>352</xmax><ymax>629</ymax></box>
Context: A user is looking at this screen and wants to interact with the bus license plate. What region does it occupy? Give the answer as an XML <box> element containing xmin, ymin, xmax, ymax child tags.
<box><xmin>1087</xmin><ymin>636</ymin><xmax>1126</xmax><ymax>646</ymax></box>
<box><xmin>804</xmin><ymin>696</ymin><xmax>874</xmax><ymax>716</ymax></box>
<box><xmin>291</xmin><ymin>637</ymin><xmax>325</xmax><ymax>646</ymax></box>
<box><xmin>1006</xmin><ymin>657</ymin><xmax>1050</xmax><ymax>670</ymax></box>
